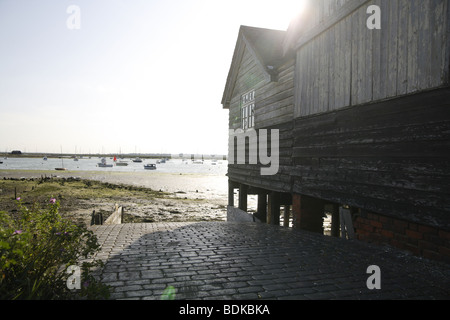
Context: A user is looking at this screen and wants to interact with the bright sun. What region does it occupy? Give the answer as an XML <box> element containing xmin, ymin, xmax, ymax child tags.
<box><xmin>257</xmin><ymin>0</ymin><xmax>308</xmax><ymax>30</ymax></box>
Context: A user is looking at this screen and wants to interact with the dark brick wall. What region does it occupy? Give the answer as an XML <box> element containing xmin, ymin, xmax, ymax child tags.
<box><xmin>354</xmin><ymin>210</ymin><xmax>450</xmax><ymax>264</ymax></box>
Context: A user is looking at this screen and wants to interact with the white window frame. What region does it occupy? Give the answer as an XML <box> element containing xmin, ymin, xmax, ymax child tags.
<box><xmin>241</xmin><ymin>90</ymin><xmax>255</xmax><ymax>130</ymax></box>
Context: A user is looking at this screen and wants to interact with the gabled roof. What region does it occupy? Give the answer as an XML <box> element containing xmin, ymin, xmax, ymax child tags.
<box><xmin>221</xmin><ymin>26</ymin><xmax>288</xmax><ymax>109</ymax></box>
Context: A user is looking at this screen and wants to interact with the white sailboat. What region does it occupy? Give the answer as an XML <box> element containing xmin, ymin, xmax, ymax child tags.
<box><xmin>55</xmin><ymin>147</ymin><xmax>67</xmax><ymax>171</ymax></box>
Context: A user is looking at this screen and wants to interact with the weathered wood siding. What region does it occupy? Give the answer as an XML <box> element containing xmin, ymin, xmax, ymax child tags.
<box><xmin>225</xmin><ymin>0</ymin><xmax>450</xmax><ymax>232</ymax></box>
<box><xmin>228</xmin><ymin>121</ymin><xmax>294</xmax><ymax>193</ymax></box>
<box><xmin>228</xmin><ymin>47</ymin><xmax>267</xmax><ymax>130</ymax></box>
<box><xmin>255</xmin><ymin>64</ymin><xmax>295</xmax><ymax>129</ymax></box>
<box><xmin>292</xmin><ymin>87</ymin><xmax>450</xmax><ymax>229</ymax></box>
<box><xmin>227</xmin><ymin>46</ymin><xmax>295</xmax><ymax>192</ymax></box>
<box><xmin>294</xmin><ymin>0</ymin><xmax>450</xmax><ymax>118</ymax></box>
<box><xmin>290</xmin><ymin>0</ymin><xmax>450</xmax><ymax>229</ymax></box>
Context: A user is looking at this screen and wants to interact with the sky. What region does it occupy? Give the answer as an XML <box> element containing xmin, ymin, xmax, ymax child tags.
<box><xmin>0</xmin><ymin>0</ymin><xmax>305</xmax><ymax>156</ymax></box>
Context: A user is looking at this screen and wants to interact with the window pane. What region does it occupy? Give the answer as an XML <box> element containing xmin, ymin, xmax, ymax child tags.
<box><xmin>241</xmin><ymin>91</ymin><xmax>255</xmax><ymax>129</ymax></box>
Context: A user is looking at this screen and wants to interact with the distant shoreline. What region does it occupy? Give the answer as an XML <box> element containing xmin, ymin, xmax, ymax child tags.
<box><xmin>1</xmin><ymin>153</ymin><xmax>227</xmax><ymax>160</ymax></box>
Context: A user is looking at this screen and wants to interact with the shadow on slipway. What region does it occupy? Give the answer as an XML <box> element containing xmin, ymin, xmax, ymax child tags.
<box><xmin>89</xmin><ymin>222</ymin><xmax>450</xmax><ymax>300</ymax></box>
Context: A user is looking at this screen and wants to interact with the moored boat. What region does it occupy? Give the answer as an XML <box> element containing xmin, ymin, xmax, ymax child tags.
<box><xmin>98</xmin><ymin>158</ymin><xmax>113</xmax><ymax>168</ymax></box>
<box><xmin>113</xmin><ymin>155</ymin><xmax>128</xmax><ymax>166</ymax></box>
<box><xmin>55</xmin><ymin>150</ymin><xmax>66</xmax><ymax>171</ymax></box>
<box><xmin>144</xmin><ymin>163</ymin><xmax>156</xmax><ymax>170</ymax></box>
<box><xmin>55</xmin><ymin>147</ymin><xmax>66</xmax><ymax>170</ymax></box>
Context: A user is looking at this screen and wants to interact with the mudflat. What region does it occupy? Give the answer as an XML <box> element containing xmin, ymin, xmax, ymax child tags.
<box><xmin>0</xmin><ymin>170</ymin><xmax>227</xmax><ymax>227</ymax></box>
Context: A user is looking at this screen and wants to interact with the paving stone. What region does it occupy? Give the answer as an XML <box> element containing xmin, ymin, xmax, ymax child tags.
<box><xmin>125</xmin><ymin>290</ymin><xmax>153</xmax><ymax>298</ymax></box>
<box><xmin>232</xmin><ymin>293</ymin><xmax>260</xmax><ymax>300</ymax></box>
<box><xmin>141</xmin><ymin>270</ymin><xmax>164</xmax><ymax>279</ymax></box>
<box><xmin>114</xmin><ymin>285</ymin><xmax>143</xmax><ymax>293</ymax></box>
<box><xmin>222</xmin><ymin>281</ymin><xmax>249</xmax><ymax>289</ymax></box>
<box><xmin>101</xmin><ymin>273</ymin><xmax>118</xmax><ymax>282</ymax></box>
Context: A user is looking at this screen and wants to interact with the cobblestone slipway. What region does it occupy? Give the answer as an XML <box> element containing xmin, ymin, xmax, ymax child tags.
<box><xmin>89</xmin><ymin>222</ymin><xmax>450</xmax><ymax>300</ymax></box>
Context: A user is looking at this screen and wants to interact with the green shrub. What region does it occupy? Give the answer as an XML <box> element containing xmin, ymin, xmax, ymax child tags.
<box><xmin>0</xmin><ymin>198</ymin><xmax>110</xmax><ymax>299</ymax></box>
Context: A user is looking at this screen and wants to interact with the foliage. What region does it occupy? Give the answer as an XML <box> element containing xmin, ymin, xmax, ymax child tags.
<box><xmin>161</xmin><ymin>286</ymin><xmax>176</xmax><ymax>300</ymax></box>
<box><xmin>0</xmin><ymin>198</ymin><xmax>110</xmax><ymax>300</ymax></box>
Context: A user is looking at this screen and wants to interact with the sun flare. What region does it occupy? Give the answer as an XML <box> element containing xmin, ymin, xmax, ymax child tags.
<box><xmin>263</xmin><ymin>0</ymin><xmax>308</xmax><ymax>30</ymax></box>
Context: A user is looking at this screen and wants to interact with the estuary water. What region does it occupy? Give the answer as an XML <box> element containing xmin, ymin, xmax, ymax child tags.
<box><xmin>0</xmin><ymin>157</ymin><xmax>230</xmax><ymax>204</ymax></box>
<box><xmin>0</xmin><ymin>157</ymin><xmax>227</xmax><ymax>176</ymax></box>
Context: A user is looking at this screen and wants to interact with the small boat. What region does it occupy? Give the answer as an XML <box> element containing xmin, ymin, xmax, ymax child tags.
<box><xmin>0</xmin><ymin>161</ymin><xmax>3</xmax><ymax>164</ymax></box>
<box><xmin>55</xmin><ymin>148</ymin><xmax>66</xmax><ymax>170</ymax></box>
<box><xmin>144</xmin><ymin>163</ymin><xmax>157</xmax><ymax>170</ymax></box>
<box><xmin>98</xmin><ymin>158</ymin><xmax>113</xmax><ymax>168</ymax></box>
<box><xmin>43</xmin><ymin>156</ymin><xmax>48</xmax><ymax>161</ymax></box>
<box><xmin>113</xmin><ymin>156</ymin><xmax>128</xmax><ymax>166</ymax></box>
<box><xmin>133</xmin><ymin>157</ymin><xmax>143</xmax><ymax>163</ymax></box>
<box><xmin>193</xmin><ymin>155</ymin><xmax>205</xmax><ymax>164</ymax></box>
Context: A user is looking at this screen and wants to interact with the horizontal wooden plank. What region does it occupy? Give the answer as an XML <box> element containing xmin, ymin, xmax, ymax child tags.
<box><xmin>293</xmin><ymin>177</ymin><xmax>450</xmax><ymax>212</ymax></box>
<box><xmin>293</xmin><ymin>120</ymin><xmax>450</xmax><ymax>151</ymax></box>
<box><xmin>316</xmin><ymin>157</ymin><xmax>450</xmax><ymax>177</ymax></box>
<box><xmin>228</xmin><ymin>167</ymin><xmax>292</xmax><ymax>193</ymax></box>
<box><xmin>291</xmin><ymin>162</ymin><xmax>450</xmax><ymax>193</ymax></box>
<box><xmin>294</xmin><ymin>87</ymin><xmax>450</xmax><ymax>132</ymax></box>
<box><xmin>291</xmin><ymin>180</ymin><xmax>449</xmax><ymax>228</ymax></box>
<box><xmin>293</xmin><ymin>139</ymin><xmax>450</xmax><ymax>158</ymax></box>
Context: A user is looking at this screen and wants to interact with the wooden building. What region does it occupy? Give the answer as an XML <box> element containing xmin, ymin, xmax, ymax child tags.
<box><xmin>222</xmin><ymin>0</ymin><xmax>450</xmax><ymax>262</ymax></box>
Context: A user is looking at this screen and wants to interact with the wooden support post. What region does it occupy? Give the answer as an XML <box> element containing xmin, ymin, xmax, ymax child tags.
<box><xmin>331</xmin><ymin>204</ymin><xmax>340</xmax><ymax>237</ymax></box>
<box><xmin>292</xmin><ymin>194</ymin><xmax>324</xmax><ymax>234</ymax></box>
<box><xmin>256</xmin><ymin>193</ymin><xmax>267</xmax><ymax>223</ymax></box>
<box><xmin>228</xmin><ymin>181</ymin><xmax>235</xmax><ymax>207</ymax></box>
<box><xmin>269</xmin><ymin>192</ymin><xmax>281</xmax><ymax>226</ymax></box>
<box><xmin>238</xmin><ymin>184</ymin><xmax>248</xmax><ymax>212</ymax></box>
<box><xmin>292</xmin><ymin>195</ymin><xmax>300</xmax><ymax>229</ymax></box>
<box><xmin>283</xmin><ymin>205</ymin><xmax>291</xmax><ymax>228</ymax></box>
<box><xmin>339</xmin><ymin>207</ymin><xmax>355</xmax><ymax>239</ymax></box>
<box><xmin>91</xmin><ymin>210</ymin><xmax>103</xmax><ymax>226</ymax></box>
